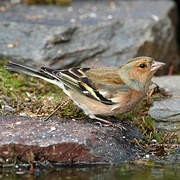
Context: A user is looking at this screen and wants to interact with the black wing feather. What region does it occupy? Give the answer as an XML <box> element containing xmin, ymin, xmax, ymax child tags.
<box><xmin>41</xmin><ymin>67</ymin><xmax>115</xmax><ymax>105</ymax></box>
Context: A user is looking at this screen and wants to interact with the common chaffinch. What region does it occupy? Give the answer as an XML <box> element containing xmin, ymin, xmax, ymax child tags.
<box><xmin>6</xmin><ymin>57</ymin><xmax>165</xmax><ymax>126</ymax></box>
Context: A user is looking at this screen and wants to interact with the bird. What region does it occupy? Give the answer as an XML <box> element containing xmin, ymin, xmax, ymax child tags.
<box><xmin>6</xmin><ymin>57</ymin><xmax>165</xmax><ymax>127</ymax></box>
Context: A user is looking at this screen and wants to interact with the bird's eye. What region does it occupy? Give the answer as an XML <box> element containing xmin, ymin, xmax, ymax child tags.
<box><xmin>139</xmin><ymin>63</ymin><xmax>146</xmax><ymax>68</ymax></box>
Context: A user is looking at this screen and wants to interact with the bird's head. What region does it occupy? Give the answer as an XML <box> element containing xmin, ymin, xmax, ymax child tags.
<box><xmin>119</xmin><ymin>57</ymin><xmax>165</xmax><ymax>91</ymax></box>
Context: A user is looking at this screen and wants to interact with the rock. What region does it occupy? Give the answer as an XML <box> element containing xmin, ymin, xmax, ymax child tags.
<box><xmin>0</xmin><ymin>97</ymin><xmax>15</xmax><ymax>114</ymax></box>
<box><xmin>0</xmin><ymin>1</ymin><xmax>179</xmax><ymax>74</ymax></box>
<box><xmin>149</xmin><ymin>76</ymin><xmax>180</xmax><ymax>136</ymax></box>
<box><xmin>0</xmin><ymin>116</ymin><xmax>143</xmax><ymax>164</ymax></box>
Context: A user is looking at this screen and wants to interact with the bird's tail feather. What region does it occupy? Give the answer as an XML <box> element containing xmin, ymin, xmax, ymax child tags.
<box><xmin>6</xmin><ymin>61</ymin><xmax>55</xmax><ymax>82</ymax></box>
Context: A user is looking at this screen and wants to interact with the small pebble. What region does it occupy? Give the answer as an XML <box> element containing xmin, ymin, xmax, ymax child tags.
<box><xmin>16</xmin><ymin>171</ymin><xmax>25</xmax><ymax>175</ymax></box>
<box><xmin>70</xmin><ymin>18</ymin><xmax>76</xmax><ymax>24</ymax></box>
<box><xmin>15</xmin><ymin>121</ymin><xmax>21</xmax><ymax>125</ymax></box>
<box><xmin>107</xmin><ymin>15</ymin><xmax>113</xmax><ymax>20</ymax></box>
<box><xmin>15</xmin><ymin>165</ymin><xmax>19</xmax><ymax>168</ymax></box>
<box><xmin>7</xmin><ymin>44</ymin><xmax>15</xmax><ymax>48</ymax></box>
<box><xmin>67</xmin><ymin>7</ymin><xmax>73</xmax><ymax>12</ymax></box>
<box><xmin>89</xmin><ymin>12</ymin><xmax>97</xmax><ymax>18</ymax></box>
<box><xmin>50</xmin><ymin>127</ymin><xmax>56</xmax><ymax>131</ymax></box>
<box><xmin>151</xmin><ymin>14</ymin><xmax>159</xmax><ymax>22</ymax></box>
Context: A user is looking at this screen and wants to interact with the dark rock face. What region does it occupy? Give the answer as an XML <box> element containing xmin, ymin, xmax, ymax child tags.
<box><xmin>0</xmin><ymin>116</ymin><xmax>143</xmax><ymax>164</ymax></box>
<box><xmin>0</xmin><ymin>1</ymin><xmax>179</xmax><ymax>74</ymax></box>
<box><xmin>149</xmin><ymin>76</ymin><xmax>180</xmax><ymax>137</ymax></box>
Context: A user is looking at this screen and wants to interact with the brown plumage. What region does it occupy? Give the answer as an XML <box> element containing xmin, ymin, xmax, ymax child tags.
<box><xmin>6</xmin><ymin>57</ymin><xmax>165</xmax><ymax>126</ymax></box>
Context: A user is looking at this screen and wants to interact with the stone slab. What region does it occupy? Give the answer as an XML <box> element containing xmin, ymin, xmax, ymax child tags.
<box><xmin>150</xmin><ymin>76</ymin><xmax>180</xmax><ymax>135</ymax></box>
<box><xmin>0</xmin><ymin>116</ymin><xmax>143</xmax><ymax>164</ymax></box>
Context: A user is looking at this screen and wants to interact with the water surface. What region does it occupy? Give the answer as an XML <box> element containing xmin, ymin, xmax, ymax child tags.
<box><xmin>1</xmin><ymin>162</ymin><xmax>180</xmax><ymax>180</ymax></box>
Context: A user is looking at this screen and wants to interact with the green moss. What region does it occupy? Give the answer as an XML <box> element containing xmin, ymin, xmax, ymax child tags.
<box><xmin>115</xmin><ymin>97</ymin><xmax>165</xmax><ymax>143</ymax></box>
<box><xmin>116</xmin><ymin>112</ymin><xmax>134</xmax><ymax>120</ymax></box>
<box><xmin>144</xmin><ymin>115</ymin><xmax>155</xmax><ymax>130</ymax></box>
<box><xmin>0</xmin><ymin>60</ymin><xmax>178</xmax><ymax>148</ymax></box>
<box><xmin>152</xmin><ymin>132</ymin><xmax>163</xmax><ymax>142</ymax></box>
<box><xmin>0</xmin><ymin>61</ymin><xmax>82</xmax><ymax>118</ymax></box>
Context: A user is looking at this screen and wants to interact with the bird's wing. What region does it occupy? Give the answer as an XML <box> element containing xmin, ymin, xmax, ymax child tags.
<box><xmin>40</xmin><ymin>67</ymin><xmax>130</xmax><ymax>105</ymax></box>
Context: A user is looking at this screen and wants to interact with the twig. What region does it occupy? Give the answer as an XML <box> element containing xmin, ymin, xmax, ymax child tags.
<box><xmin>44</xmin><ymin>99</ymin><xmax>69</xmax><ymax>121</ymax></box>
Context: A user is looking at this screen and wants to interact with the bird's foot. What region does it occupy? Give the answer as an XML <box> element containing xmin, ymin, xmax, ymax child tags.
<box><xmin>90</xmin><ymin>115</ymin><xmax>126</xmax><ymax>130</ymax></box>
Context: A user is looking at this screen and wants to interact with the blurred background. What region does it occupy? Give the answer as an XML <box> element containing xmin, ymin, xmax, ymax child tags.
<box><xmin>0</xmin><ymin>0</ymin><xmax>180</xmax><ymax>75</ymax></box>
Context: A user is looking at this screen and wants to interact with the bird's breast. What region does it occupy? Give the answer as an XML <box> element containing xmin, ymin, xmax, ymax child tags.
<box><xmin>110</xmin><ymin>89</ymin><xmax>145</xmax><ymax>114</ymax></box>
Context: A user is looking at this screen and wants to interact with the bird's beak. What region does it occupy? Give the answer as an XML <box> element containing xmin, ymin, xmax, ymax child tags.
<box><xmin>151</xmin><ymin>61</ymin><xmax>165</xmax><ymax>71</ymax></box>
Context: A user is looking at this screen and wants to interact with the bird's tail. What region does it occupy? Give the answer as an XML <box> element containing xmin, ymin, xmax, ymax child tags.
<box><xmin>6</xmin><ymin>61</ymin><xmax>55</xmax><ymax>82</ymax></box>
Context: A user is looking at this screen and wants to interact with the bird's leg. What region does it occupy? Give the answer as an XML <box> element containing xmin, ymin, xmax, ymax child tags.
<box><xmin>152</xmin><ymin>81</ymin><xmax>160</xmax><ymax>89</ymax></box>
<box><xmin>89</xmin><ymin>114</ymin><xmax>126</xmax><ymax>130</ymax></box>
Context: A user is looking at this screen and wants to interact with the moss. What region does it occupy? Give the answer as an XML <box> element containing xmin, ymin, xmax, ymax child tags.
<box><xmin>0</xmin><ymin>60</ymin><xmax>178</xmax><ymax>148</ymax></box>
<box><xmin>115</xmin><ymin>88</ymin><xmax>171</xmax><ymax>143</ymax></box>
<box><xmin>0</xmin><ymin>61</ymin><xmax>83</xmax><ymax>118</ymax></box>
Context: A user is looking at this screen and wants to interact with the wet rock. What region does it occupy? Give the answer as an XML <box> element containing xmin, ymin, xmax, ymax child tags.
<box><xmin>149</xmin><ymin>76</ymin><xmax>180</xmax><ymax>136</ymax></box>
<box><xmin>0</xmin><ymin>116</ymin><xmax>143</xmax><ymax>164</ymax></box>
<box><xmin>0</xmin><ymin>1</ymin><xmax>179</xmax><ymax>74</ymax></box>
